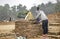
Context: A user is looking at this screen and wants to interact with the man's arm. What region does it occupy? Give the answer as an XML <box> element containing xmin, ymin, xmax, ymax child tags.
<box><xmin>35</xmin><ymin>13</ymin><xmax>41</xmax><ymax>19</ymax></box>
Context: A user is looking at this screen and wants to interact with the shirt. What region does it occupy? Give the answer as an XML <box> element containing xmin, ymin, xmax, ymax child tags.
<box><xmin>36</xmin><ymin>10</ymin><xmax>48</xmax><ymax>21</ymax></box>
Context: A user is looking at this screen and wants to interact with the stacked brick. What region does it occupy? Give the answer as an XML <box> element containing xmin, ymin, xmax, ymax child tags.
<box><xmin>15</xmin><ymin>20</ymin><xmax>42</xmax><ymax>38</ymax></box>
<box><xmin>0</xmin><ymin>21</ymin><xmax>15</xmax><ymax>39</ymax></box>
<box><xmin>48</xmin><ymin>13</ymin><xmax>60</xmax><ymax>35</ymax></box>
<box><xmin>0</xmin><ymin>33</ymin><xmax>15</xmax><ymax>39</ymax></box>
<box><xmin>48</xmin><ymin>12</ymin><xmax>60</xmax><ymax>23</ymax></box>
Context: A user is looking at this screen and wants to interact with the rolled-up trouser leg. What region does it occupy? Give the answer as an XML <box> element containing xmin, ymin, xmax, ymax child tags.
<box><xmin>42</xmin><ymin>20</ymin><xmax>48</xmax><ymax>34</ymax></box>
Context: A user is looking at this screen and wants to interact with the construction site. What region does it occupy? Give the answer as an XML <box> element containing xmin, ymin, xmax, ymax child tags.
<box><xmin>0</xmin><ymin>12</ymin><xmax>60</xmax><ymax>39</ymax></box>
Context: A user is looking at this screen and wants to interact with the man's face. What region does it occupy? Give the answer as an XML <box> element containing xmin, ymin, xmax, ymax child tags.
<box><xmin>37</xmin><ymin>7</ymin><xmax>39</xmax><ymax>11</ymax></box>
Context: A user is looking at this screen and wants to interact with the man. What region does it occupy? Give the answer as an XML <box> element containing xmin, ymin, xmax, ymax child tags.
<box><xmin>35</xmin><ymin>7</ymin><xmax>48</xmax><ymax>39</ymax></box>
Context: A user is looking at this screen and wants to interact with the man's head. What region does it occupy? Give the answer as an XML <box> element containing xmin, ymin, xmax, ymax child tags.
<box><xmin>37</xmin><ymin>7</ymin><xmax>39</xmax><ymax>11</ymax></box>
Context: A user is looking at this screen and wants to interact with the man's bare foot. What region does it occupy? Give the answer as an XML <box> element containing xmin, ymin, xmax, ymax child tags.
<box><xmin>41</xmin><ymin>34</ymin><xmax>49</xmax><ymax>39</ymax></box>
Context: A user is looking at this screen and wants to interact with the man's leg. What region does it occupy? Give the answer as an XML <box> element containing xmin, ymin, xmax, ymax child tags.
<box><xmin>42</xmin><ymin>20</ymin><xmax>48</xmax><ymax>39</ymax></box>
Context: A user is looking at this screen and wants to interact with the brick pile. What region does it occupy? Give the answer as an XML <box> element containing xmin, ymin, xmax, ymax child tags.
<box><xmin>0</xmin><ymin>33</ymin><xmax>15</xmax><ymax>39</ymax></box>
<box><xmin>48</xmin><ymin>12</ymin><xmax>60</xmax><ymax>23</ymax></box>
<box><xmin>15</xmin><ymin>19</ymin><xmax>42</xmax><ymax>38</ymax></box>
<box><xmin>0</xmin><ymin>21</ymin><xmax>15</xmax><ymax>39</ymax></box>
<box><xmin>48</xmin><ymin>12</ymin><xmax>60</xmax><ymax>35</ymax></box>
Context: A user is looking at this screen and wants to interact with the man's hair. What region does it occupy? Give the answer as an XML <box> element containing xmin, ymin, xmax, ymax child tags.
<box><xmin>37</xmin><ymin>7</ymin><xmax>39</xmax><ymax>11</ymax></box>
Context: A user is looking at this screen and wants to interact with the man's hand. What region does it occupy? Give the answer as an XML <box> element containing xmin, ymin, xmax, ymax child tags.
<box><xmin>39</xmin><ymin>20</ymin><xmax>42</xmax><ymax>23</ymax></box>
